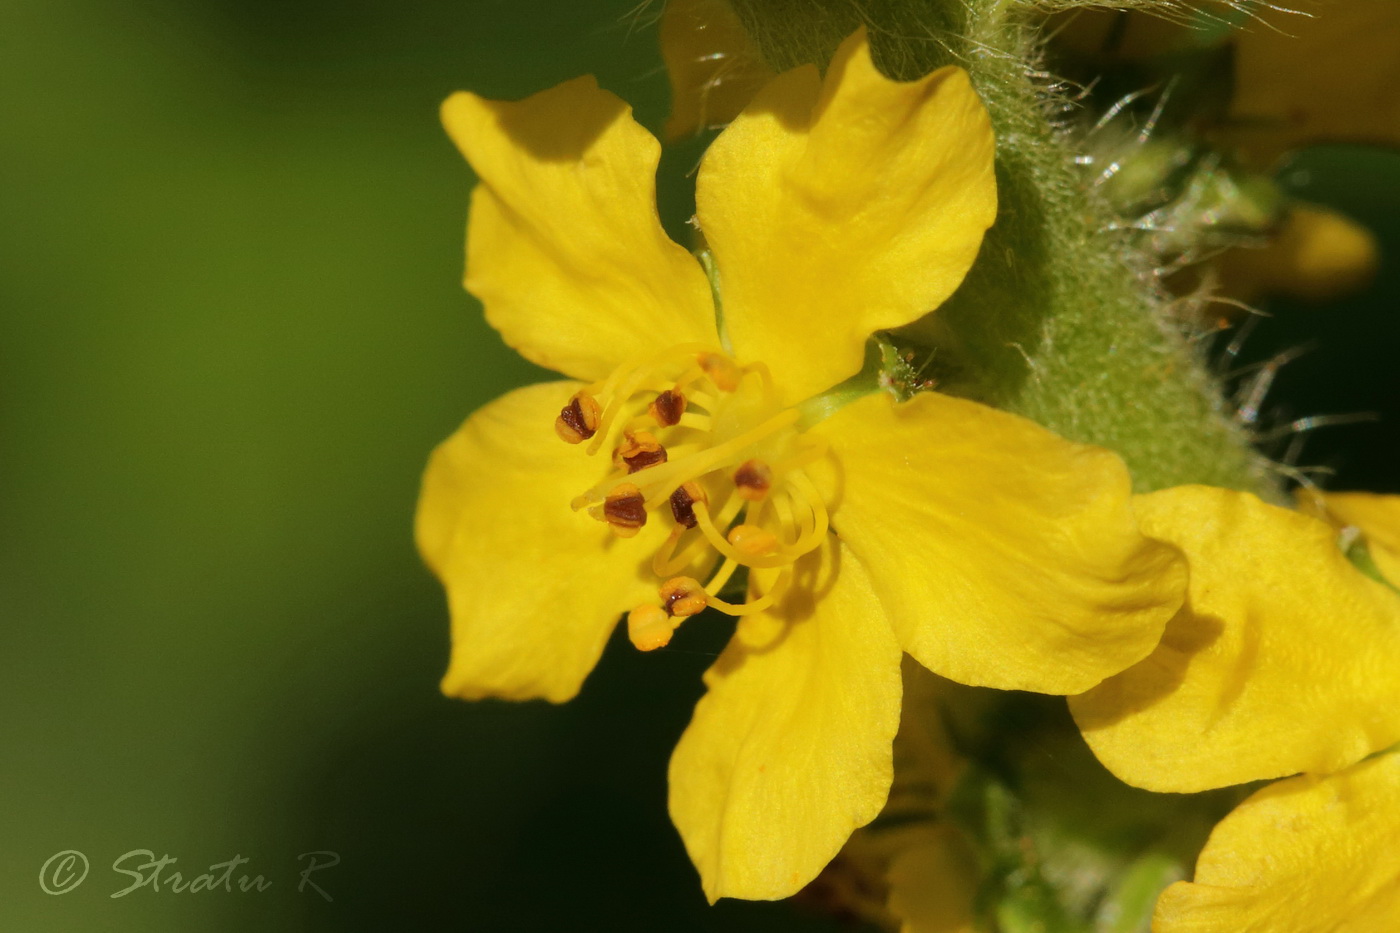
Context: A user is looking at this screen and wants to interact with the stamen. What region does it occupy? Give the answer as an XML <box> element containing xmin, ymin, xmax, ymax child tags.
<box><xmin>654</xmin><ymin>491</ymin><xmax>743</xmax><ymax>578</ymax></box>
<box><xmin>601</xmin><ymin>483</ymin><xmax>647</xmax><ymax>537</ymax></box>
<box><xmin>636</xmin><ymin>410</ymin><xmax>800</xmax><ymax>509</ymax></box>
<box><xmin>614</xmin><ymin>431</ymin><xmax>668</xmax><ymax>473</ymax></box>
<box><xmin>669</xmin><ymin>481</ymin><xmax>706</xmax><ymax>528</ymax></box>
<box><xmin>707</xmin><ymin>569</ymin><xmax>792</xmax><ymax>616</ymax></box>
<box><xmin>699</xmin><ymin>352</ymin><xmax>741</xmax><ymax>391</ymax></box>
<box><xmin>554</xmin><ymin>392</ymin><xmax>601</xmax><ymax>444</ymax></box>
<box><xmin>704</xmin><ymin>557</ymin><xmax>740</xmax><ymax>597</ymax></box>
<box><xmin>627</xmin><ymin>604</ymin><xmax>675</xmax><ymax>651</ymax></box>
<box><xmin>561</xmin><ymin>345</ymin><xmax>835</xmax><ymax>638</ymax></box>
<box><xmin>733</xmin><ymin>459</ymin><xmax>773</xmax><ymax>501</ymax></box>
<box><xmin>660</xmin><ymin>577</ymin><xmax>708</xmax><ymax>617</ymax></box>
<box><xmin>727</xmin><ymin>524</ymin><xmax>779</xmax><ymax>559</ymax></box>
<box><xmin>692</xmin><ymin>501</ymin><xmax>800</xmax><ymax>570</ymax></box>
<box><xmin>649</xmin><ymin>389</ymin><xmax>687</xmax><ymax>427</ymax></box>
<box><xmin>586</xmin><ymin>343</ymin><xmax>713</xmax><ymax>456</ymax></box>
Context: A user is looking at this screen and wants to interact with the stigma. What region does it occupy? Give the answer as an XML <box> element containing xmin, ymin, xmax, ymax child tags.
<box><xmin>553</xmin><ymin>345</ymin><xmax>830</xmax><ymax>650</ymax></box>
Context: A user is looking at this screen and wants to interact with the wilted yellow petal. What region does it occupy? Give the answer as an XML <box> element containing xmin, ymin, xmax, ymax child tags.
<box><xmin>695</xmin><ymin>29</ymin><xmax>997</xmax><ymax>405</ymax></box>
<box><xmin>1230</xmin><ymin>0</ymin><xmax>1400</xmax><ymax>163</ymax></box>
<box><xmin>417</xmin><ymin>382</ymin><xmax>668</xmax><ymax>703</ymax></box>
<box><xmin>1154</xmin><ymin>751</ymin><xmax>1400</xmax><ymax>932</ymax></box>
<box><xmin>811</xmin><ymin>391</ymin><xmax>1185</xmax><ymax>695</ymax></box>
<box><xmin>887</xmin><ymin>825</ymin><xmax>980</xmax><ymax>933</ymax></box>
<box><xmin>1299</xmin><ymin>488</ymin><xmax>1400</xmax><ymax>586</ymax></box>
<box><xmin>1072</xmin><ymin>485</ymin><xmax>1400</xmax><ymax>791</ymax></box>
<box><xmin>669</xmin><ymin>538</ymin><xmax>902</xmax><ymax>901</ymax></box>
<box><xmin>1218</xmin><ymin>203</ymin><xmax>1379</xmax><ymax>303</ymax></box>
<box><xmin>442</xmin><ymin>80</ymin><xmax>716</xmax><ymax>382</ymax></box>
<box><xmin>660</xmin><ymin>0</ymin><xmax>775</xmax><ymax>140</ymax></box>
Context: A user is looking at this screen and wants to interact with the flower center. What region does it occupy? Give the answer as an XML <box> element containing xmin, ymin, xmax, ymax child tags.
<box><xmin>554</xmin><ymin>344</ymin><xmax>830</xmax><ymax>651</ymax></box>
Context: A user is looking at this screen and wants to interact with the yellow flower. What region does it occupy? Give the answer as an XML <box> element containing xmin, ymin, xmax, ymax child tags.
<box><xmin>1153</xmin><ymin>750</ymin><xmax>1400</xmax><ymax>931</ymax></box>
<box><xmin>1216</xmin><ymin>202</ymin><xmax>1379</xmax><ymax>305</ymax></box>
<box><xmin>1228</xmin><ymin>0</ymin><xmax>1400</xmax><ymax>165</ymax></box>
<box><xmin>1071</xmin><ymin>486</ymin><xmax>1400</xmax><ymax>792</ymax></box>
<box><xmin>1299</xmin><ymin>488</ymin><xmax>1400</xmax><ymax>584</ymax></box>
<box><xmin>1069</xmin><ymin>487</ymin><xmax>1400</xmax><ymax>928</ymax></box>
<box><xmin>417</xmin><ymin>30</ymin><xmax>1186</xmax><ymax>901</ymax></box>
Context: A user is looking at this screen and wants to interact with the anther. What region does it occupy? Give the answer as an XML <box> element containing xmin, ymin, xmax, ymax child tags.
<box><xmin>649</xmin><ymin>389</ymin><xmax>686</xmax><ymax>427</ymax></box>
<box><xmin>602</xmin><ymin>483</ymin><xmax>648</xmax><ymax>537</ymax></box>
<box><xmin>554</xmin><ymin>392</ymin><xmax>602</xmax><ymax>444</ymax></box>
<box><xmin>727</xmin><ymin>524</ymin><xmax>779</xmax><ymax>559</ymax></box>
<box><xmin>699</xmin><ymin>352</ymin><xmax>741</xmax><ymax>392</ymax></box>
<box><xmin>669</xmin><ymin>481</ymin><xmax>707</xmax><ymax>529</ymax></box>
<box><xmin>614</xmin><ymin>431</ymin><xmax>668</xmax><ymax>474</ymax></box>
<box><xmin>660</xmin><ymin>576</ymin><xmax>708</xmax><ymax>617</ymax></box>
<box><xmin>733</xmin><ymin>459</ymin><xmax>773</xmax><ymax>501</ymax></box>
<box><xmin>627</xmin><ymin>604</ymin><xmax>675</xmax><ymax>651</ymax></box>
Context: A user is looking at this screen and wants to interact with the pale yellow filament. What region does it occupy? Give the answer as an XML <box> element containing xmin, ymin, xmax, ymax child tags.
<box><xmin>705</xmin><ymin>569</ymin><xmax>792</xmax><ymax>616</ymax></box>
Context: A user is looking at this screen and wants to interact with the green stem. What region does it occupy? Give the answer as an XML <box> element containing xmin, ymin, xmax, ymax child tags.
<box><xmin>725</xmin><ymin>0</ymin><xmax>1277</xmax><ymax>497</ymax></box>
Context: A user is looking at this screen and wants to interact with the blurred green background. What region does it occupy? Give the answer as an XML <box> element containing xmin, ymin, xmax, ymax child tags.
<box><xmin>1</xmin><ymin>0</ymin><xmax>1395</xmax><ymax>930</ymax></box>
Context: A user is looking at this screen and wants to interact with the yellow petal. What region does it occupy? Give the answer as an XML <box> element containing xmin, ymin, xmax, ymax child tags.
<box><xmin>1154</xmin><ymin>751</ymin><xmax>1400</xmax><ymax>932</ymax></box>
<box><xmin>442</xmin><ymin>80</ymin><xmax>716</xmax><ymax>382</ymax></box>
<box><xmin>887</xmin><ymin>825</ymin><xmax>980</xmax><ymax>933</ymax></box>
<box><xmin>1230</xmin><ymin>0</ymin><xmax>1400</xmax><ymax>163</ymax></box>
<box><xmin>695</xmin><ymin>29</ymin><xmax>997</xmax><ymax>404</ymax></box>
<box><xmin>668</xmin><ymin>537</ymin><xmax>902</xmax><ymax>901</ymax></box>
<box><xmin>660</xmin><ymin>0</ymin><xmax>775</xmax><ymax>140</ymax></box>
<box><xmin>1071</xmin><ymin>485</ymin><xmax>1400</xmax><ymax>792</ymax></box>
<box><xmin>810</xmin><ymin>391</ymin><xmax>1185</xmax><ymax>695</ymax></box>
<box><xmin>1299</xmin><ymin>488</ymin><xmax>1400</xmax><ymax>586</ymax></box>
<box><xmin>1218</xmin><ymin>203</ymin><xmax>1379</xmax><ymax>304</ymax></box>
<box><xmin>416</xmin><ymin>382</ymin><xmax>667</xmax><ymax>703</ymax></box>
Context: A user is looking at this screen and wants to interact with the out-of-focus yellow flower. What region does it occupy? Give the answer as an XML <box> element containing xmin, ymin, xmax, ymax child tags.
<box><xmin>1153</xmin><ymin>750</ymin><xmax>1400</xmax><ymax>931</ymax></box>
<box><xmin>1052</xmin><ymin>0</ymin><xmax>1400</xmax><ymax>165</ymax></box>
<box><xmin>660</xmin><ymin>0</ymin><xmax>773</xmax><ymax>140</ymax></box>
<box><xmin>1052</xmin><ymin>3</ymin><xmax>1393</xmax><ymax>305</ymax></box>
<box><xmin>886</xmin><ymin>825</ymin><xmax>980</xmax><ymax>933</ymax></box>
<box><xmin>419</xmin><ymin>29</ymin><xmax>1189</xmax><ymax>901</ymax></box>
<box><xmin>1228</xmin><ymin>0</ymin><xmax>1400</xmax><ymax>164</ymax></box>
<box><xmin>1217</xmin><ymin>202</ymin><xmax>1379</xmax><ymax>304</ymax></box>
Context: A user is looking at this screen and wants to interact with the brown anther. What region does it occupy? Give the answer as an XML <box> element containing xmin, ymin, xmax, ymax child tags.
<box><xmin>648</xmin><ymin>389</ymin><xmax>687</xmax><ymax>427</ymax></box>
<box><xmin>660</xmin><ymin>576</ymin><xmax>708</xmax><ymax>617</ymax></box>
<box><xmin>627</xmin><ymin>604</ymin><xmax>674</xmax><ymax>651</ymax></box>
<box><xmin>733</xmin><ymin>459</ymin><xmax>773</xmax><ymax>501</ymax></box>
<box><xmin>728</xmin><ymin>523</ymin><xmax>779</xmax><ymax>558</ymax></box>
<box><xmin>554</xmin><ymin>392</ymin><xmax>601</xmax><ymax>444</ymax></box>
<box><xmin>602</xmin><ymin>483</ymin><xmax>647</xmax><ymax>537</ymax></box>
<box><xmin>669</xmin><ymin>481</ymin><xmax>707</xmax><ymax>529</ymax></box>
<box><xmin>613</xmin><ymin>431</ymin><xmax>668</xmax><ymax>473</ymax></box>
<box><xmin>698</xmin><ymin>352</ymin><xmax>741</xmax><ymax>392</ymax></box>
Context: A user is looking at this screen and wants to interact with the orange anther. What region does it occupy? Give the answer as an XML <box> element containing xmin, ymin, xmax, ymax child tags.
<box><xmin>733</xmin><ymin>459</ymin><xmax>773</xmax><ymax>501</ymax></box>
<box><xmin>727</xmin><ymin>524</ymin><xmax>779</xmax><ymax>558</ymax></box>
<box><xmin>659</xmin><ymin>576</ymin><xmax>708</xmax><ymax>617</ymax></box>
<box><xmin>613</xmin><ymin>431</ymin><xmax>668</xmax><ymax>473</ymax></box>
<box><xmin>669</xmin><ymin>481</ymin><xmax>707</xmax><ymax>529</ymax></box>
<box><xmin>627</xmin><ymin>604</ymin><xmax>674</xmax><ymax>651</ymax></box>
<box><xmin>601</xmin><ymin>483</ymin><xmax>647</xmax><ymax>537</ymax></box>
<box><xmin>554</xmin><ymin>392</ymin><xmax>602</xmax><ymax>444</ymax></box>
<box><xmin>698</xmin><ymin>352</ymin><xmax>741</xmax><ymax>392</ymax></box>
<box><xmin>649</xmin><ymin>389</ymin><xmax>687</xmax><ymax>427</ymax></box>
